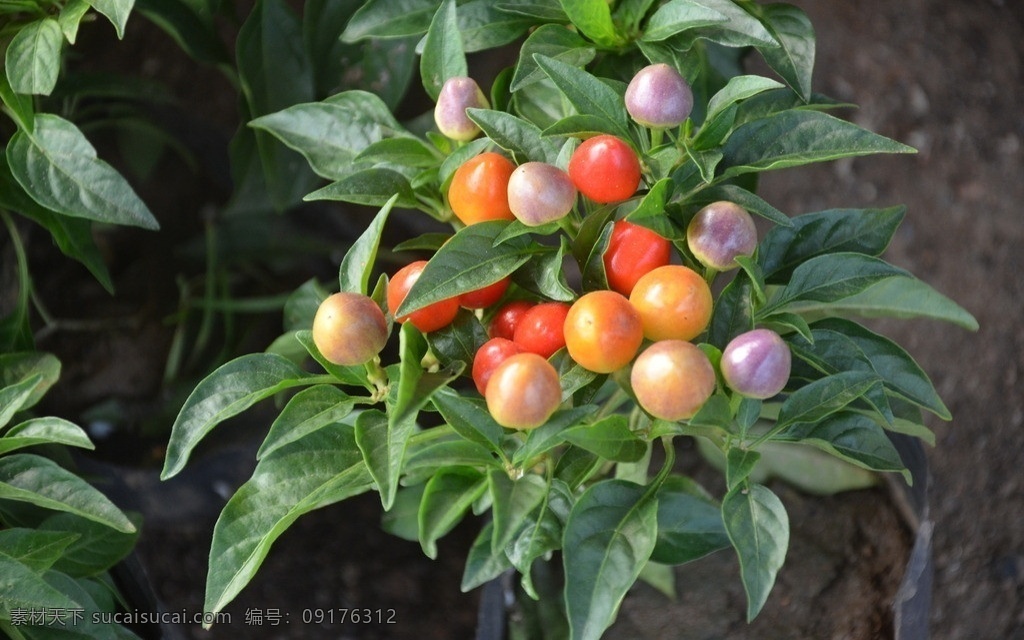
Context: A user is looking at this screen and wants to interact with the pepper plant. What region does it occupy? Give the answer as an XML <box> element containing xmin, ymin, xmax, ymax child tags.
<box><xmin>161</xmin><ymin>0</ymin><xmax>977</xmax><ymax>637</ymax></box>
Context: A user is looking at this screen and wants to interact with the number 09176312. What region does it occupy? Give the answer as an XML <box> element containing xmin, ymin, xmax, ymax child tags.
<box><xmin>301</xmin><ymin>608</ymin><xmax>397</xmax><ymax>625</ymax></box>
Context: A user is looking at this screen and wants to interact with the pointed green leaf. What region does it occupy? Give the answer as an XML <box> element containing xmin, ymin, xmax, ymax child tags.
<box><xmin>783</xmin><ymin>276</ymin><xmax>979</xmax><ymax>331</ymax></box>
<box><xmin>659</xmin><ymin>0</ymin><xmax>777</xmax><ymax>49</ymax></box>
<box><xmin>162</xmin><ymin>354</ymin><xmax>314</xmax><ymax>479</ymax></box>
<box><xmin>38</xmin><ymin>512</ymin><xmax>139</xmax><ymax>578</ymax></box>
<box><xmin>650</xmin><ymin>475</ymin><xmax>729</xmax><ymax>565</ymax></box>
<box><xmin>466</xmin><ymin>108</ymin><xmax>560</xmax><ymax>164</ymax></box>
<box><xmin>0</xmin><ymin>374</ymin><xmax>45</xmax><ymax>430</ymax></box>
<box><xmin>563</xmin><ymin>479</ymin><xmax>658</xmax><ymax>640</ymax></box>
<box><xmin>430</xmin><ymin>388</ymin><xmax>506</xmax><ymax>453</ymax></box>
<box><xmin>559</xmin><ymin>0</ymin><xmax>622</xmax><ymax>47</ymax></box>
<box><xmin>205</xmin><ymin>423</ymin><xmax>373</xmax><ymax>615</ymax></box>
<box><xmin>775</xmin><ymin>370</ymin><xmax>880</xmax><ymax>430</ymax></box>
<box><xmin>257</xmin><ymin>385</ymin><xmax>357</xmax><ymax>460</ymax></box>
<box><xmin>7</xmin><ymin>115</ymin><xmax>158</xmax><ymax>230</ymax></box>
<box><xmin>640</xmin><ymin>0</ymin><xmax>727</xmax><ymax>42</ymax></box>
<box><xmin>790</xmin><ymin>318</ymin><xmax>950</xmax><ymax>420</ymax></box>
<box><xmin>534</xmin><ymin>54</ymin><xmax>632</xmax><ymax>141</ymax></box>
<box><xmin>294</xmin><ymin>330</ymin><xmax>372</xmax><ymax>389</ymax></box>
<box><xmin>758</xmin><ymin>206</ymin><xmax>904</xmax><ymax>281</ymax></box>
<box><xmin>0</xmin><ymin>352</ymin><xmax>60</xmax><ymax>412</ymax></box>
<box><xmin>513</xmin><ymin>406</ymin><xmax>597</xmax><ymax>466</ymax></box>
<box><xmin>355</xmin><ymin>409</ymin><xmax>410</xmax><ymax>511</ymax></box>
<box><xmin>339</xmin><ymin>194</ymin><xmax>398</xmax><ymax>295</ymax></box>
<box><xmin>0</xmin><ymin>418</ymin><xmax>94</xmax><ymax>455</ymax></box>
<box><xmin>250</xmin><ymin>91</ymin><xmax>406</xmax><ymax>181</ymax></box>
<box><xmin>562</xmin><ymin>416</ymin><xmax>647</xmax><ymax>462</ymax></box>
<box><xmin>511</xmin><ymin>24</ymin><xmax>595</xmax><ymax>91</ymax></box>
<box><xmin>0</xmin><ymin>66</ymin><xmax>35</xmax><ymax>132</ymax></box>
<box><xmin>761</xmin><ymin>253</ymin><xmax>910</xmax><ymax>315</ymax></box>
<box><xmin>88</xmin><ymin>0</ymin><xmax>136</xmax><ymax>39</ymax></box>
<box><xmin>397</xmin><ymin>221</ymin><xmax>532</xmax><ymax>316</ymax></box>
<box><xmin>722</xmin><ymin>482</ymin><xmax>789</xmax><ymax>621</ymax></box>
<box><xmin>0</xmin><ymin>529</ymin><xmax>80</xmax><ymax>573</ymax></box>
<box><xmin>0</xmin><ymin>551</ymin><xmax>80</xmax><ymax>612</ymax></box>
<box><xmin>5</xmin><ymin>19</ymin><xmax>63</xmax><ymax>96</ymax></box>
<box><xmin>754</xmin><ymin>3</ymin><xmax>815</xmax><ymax>101</ymax></box>
<box><xmin>775</xmin><ymin>411</ymin><xmax>909</xmax><ymax>480</ymax></box>
<box><xmin>0</xmin><ymin>454</ymin><xmax>135</xmax><ymax>533</ymax></box>
<box><xmin>418</xmin><ymin>467</ymin><xmax>487</xmax><ymax>558</ymax></box>
<box><xmin>420</xmin><ymin>0</ymin><xmax>466</xmax><ymax>101</ymax></box>
<box><xmin>488</xmin><ymin>470</ymin><xmax>548</xmax><ymax>552</ymax></box>
<box><xmin>726</xmin><ymin>447</ymin><xmax>761</xmax><ymax>491</ymax></box>
<box><xmin>305</xmin><ymin>167</ymin><xmax>417</xmax><ymax>208</ymax></box>
<box><xmin>341</xmin><ymin>0</ymin><xmax>438</xmax><ymax>41</ymax></box>
<box><xmin>721</xmin><ymin>110</ymin><xmax>915</xmax><ymax>179</ymax></box>
<box><xmin>461</xmin><ymin>521</ymin><xmax>513</xmax><ymax>591</ymax></box>
<box><xmin>708</xmin><ymin>271</ymin><xmax>755</xmax><ymax>349</ymax></box>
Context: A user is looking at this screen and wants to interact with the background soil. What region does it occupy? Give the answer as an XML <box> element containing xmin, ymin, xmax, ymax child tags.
<box><xmin>7</xmin><ymin>0</ymin><xmax>1022</xmax><ymax>638</ymax></box>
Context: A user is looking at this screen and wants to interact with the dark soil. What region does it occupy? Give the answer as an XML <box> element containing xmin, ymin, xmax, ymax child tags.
<box><xmin>7</xmin><ymin>0</ymin><xmax>1022</xmax><ymax>639</ymax></box>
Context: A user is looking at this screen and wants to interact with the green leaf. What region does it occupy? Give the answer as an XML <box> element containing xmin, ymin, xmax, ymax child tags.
<box><xmin>707</xmin><ymin>271</ymin><xmax>755</xmax><ymax>348</ymax></box>
<box><xmin>359</xmin><ymin>325</ymin><xmax>463</xmax><ymax>510</ymax></box>
<box><xmin>0</xmin><ymin>551</ymin><xmax>80</xmax><ymax>612</ymax></box>
<box><xmin>559</xmin><ymin>0</ymin><xmax>622</xmax><ymax>47</ymax></box>
<box><xmin>754</xmin><ymin>3</ymin><xmax>815</xmax><ymax>101</ymax></box>
<box><xmin>775</xmin><ymin>370</ymin><xmax>881</xmax><ymax>430</ymax></box>
<box><xmin>722</xmin><ymin>482</ymin><xmax>789</xmax><ymax>621</ymax></box>
<box><xmin>721</xmin><ymin>110</ymin><xmax>915</xmax><ymax>179</ymax></box>
<box><xmin>461</xmin><ymin>521</ymin><xmax>513</xmax><ymax>591</ymax></box>
<box><xmin>0</xmin><ymin>352</ymin><xmax>60</xmax><ymax>412</ymax></box>
<box><xmin>257</xmin><ymin>385</ymin><xmax>357</xmax><ymax>460</ymax></box>
<box><xmin>512</xmin><ymin>240</ymin><xmax>577</xmax><ymax>302</ymax></box>
<box><xmin>430</xmin><ymin>388</ymin><xmax>506</xmax><ymax>454</ymax></box>
<box><xmin>397</xmin><ymin>221</ymin><xmax>532</xmax><ymax>316</ymax></box>
<box><xmin>533</xmin><ymin>54</ymin><xmax>632</xmax><ymax>141</ymax></box>
<box><xmin>0</xmin><ymin>67</ymin><xmax>35</xmax><ymax>132</ymax></box>
<box><xmin>237</xmin><ymin>0</ymin><xmax>320</xmax><ymax>210</ymax></box>
<box><xmin>650</xmin><ymin>475</ymin><xmax>729</xmax><ymax>565</ymax></box>
<box><xmin>561</xmin><ymin>416</ymin><xmax>647</xmax><ymax>462</ymax></box>
<box><xmin>704</xmin><ymin>75</ymin><xmax>786</xmax><ymax>126</ymax></box>
<box><xmin>0</xmin><ymin>454</ymin><xmax>135</xmax><ymax>533</ymax></box>
<box><xmin>466</xmin><ymin>108</ymin><xmax>560</xmax><ymax>165</ymax></box>
<box><xmin>758</xmin><ymin>206</ymin><xmax>904</xmax><ymax>282</ymax></box>
<box><xmin>36</xmin><ymin>512</ymin><xmax>138</xmax><ymax>578</ymax></box>
<box><xmin>488</xmin><ymin>470</ymin><xmax>549</xmax><ymax>553</ymax></box>
<box><xmin>250</xmin><ymin>91</ymin><xmax>407</xmax><ymax>180</ymax></box>
<box><xmin>0</xmin><ymin>528</ymin><xmax>79</xmax><ymax>573</ymax></box>
<box><xmin>640</xmin><ymin>0</ymin><xmax>727</xmax><ymax>43</ymax></box>
<box><xmin>88</xmin><ymin>0</ymin><xmax>136</xmax><ymax>39</ymax></box>
<box><xmin>404</xmin><ymin>434</ymin><xmax>498</xmax><ymax>478</ymax></box>
<box><xmin>783</xmin><ymin>276</ymin><xmax>979</xmax><ymax>330</ymax></box>
<box><xmin>775</xmin><ymin>411</ymin><xmax>909</xmax><ymax>480</ymax></box>
<box><xmin>790</xmin><ymin>318</ymin><xmax>950</xmax><ymax>420</ymax></box>
<box><xmin>513</xmin><ymin>406</ymin><xmax>596</xmax><ymax>467</ymax></box>
<box><xmin>58</xmin><ymin>0</ymin><xmax>92</xmax><ymax>45</ymax></box>
<box><xmin>7</xmin><ymin>115</ymin><xmax>158</xmax><ymax>230</ymax></box>
<box><xmin>761</xmin><ymin>253</ymin><xmax>910</xmax><ymax>316</ymax></box>
<box><xmin>342</xmin><ymin>0</ymin><xmax>438</xmax><ymax>41</ymax></box>
<box><xmin>420</xmin><ymin>0</ymin><xmax>466</xmax><ymax>101</ymax></box>
<box><xmin>0</xmin><ymin>374</ymin><xmax>45</xmax><ymax>430</ymax></box>
<box><xmin>426</xmin><ymin>309</ymin><xmax>489</xmax><ymax>368</ymax></box>
<box><xmin>563</xmin><ymin>479</ymin><xmax>658</xmax><ymax>640</ymax></box>
<box><xmin>452</xmin><ymin>0</ymin><xmax>533</xmax><ymax>52</ymax></box>
<box><xmin>5</xmin><ymin>19</ymin><xmax>63</xmax><ymax>96</ymax></box>
<box><xmin>0</xmin><ymin>418</ymin><xmax>94</xmax><ymax>455</ymax></box>
<box><xmin>726</xmin><ymin>447</ymin><xmax>761</xmax><ymax>491</ymax></box>
<box><xmin>418</xmin><ymin>467</ymin><xmax>487</xmax><ymax>558</ymax></box>
<box><xmin>161</xmin><ymin>353</ymin><xmax>314</xmax><ymax>479</ymax></box>
<box><xmin>355</xmin><ymin>136</ymin><xmax>440</xmax><ymax>168</ymax></box>
<box><xmin>511</xmin><ymin>24</ymin><xmax>595</xmax><ymax>91</ymax></box>
<box><xmin>205</xmin><ymin>423</ymin><xmax>373</xmax><ymax>616</ymax></box>
<box><xmin>305</xmin><ymin>167</ymin><xmax>417</xmax><ymax>208</ymax></box>
<box><xmin>338</xmin><ymin>194</ymin><xmax>398</xmax><ymax>295</ymax></box>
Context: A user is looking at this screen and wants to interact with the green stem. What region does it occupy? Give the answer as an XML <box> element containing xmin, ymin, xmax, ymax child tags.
<box><xmin>649</xmin><ymin>127</ymin><xmax>664</xmax><ymax>150</ymax></box>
